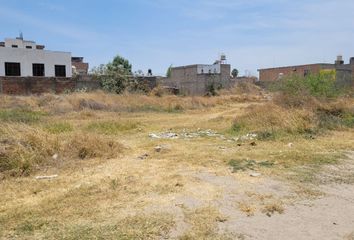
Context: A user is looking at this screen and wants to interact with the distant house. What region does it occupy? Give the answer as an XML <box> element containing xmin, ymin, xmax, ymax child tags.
<box><xmin>0</xmin><ymin>36</ymin><xmax>72</xmax><ymax>78</ymax></box>
<box><xmin>161</xmin><ymin>56</ymin><xmax>232</xmax><ymax>95</ymax></box>
<box><xmin>258</xmin><ymin>56</ymin><xmax>354</xmax><ymax>87</ymax></box>
<box><xmin>72</xmin><ymin>57</ymin><xmax>89</xmax><ymax>75</ymax></box>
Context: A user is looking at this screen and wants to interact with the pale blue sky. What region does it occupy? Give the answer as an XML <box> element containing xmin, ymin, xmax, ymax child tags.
<box><xmin>0</xmin><ymin>0</ymin><xmax>354</xmax><ymax>76</ymax></box>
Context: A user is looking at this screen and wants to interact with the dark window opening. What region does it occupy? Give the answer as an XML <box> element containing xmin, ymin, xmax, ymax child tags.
<box><xmin>26</xmin><ymin>46</ymin><xmax>32</xmax><ymax>49</ymax></box>
<box><xmin>5</xmin><ymin>62</ymin><xmax>21</xmax><ymax>76</ymax></box>
<box><xmin>32</xmin><ymin>63</ymin><xmax>45</xmax><ymax>77</ymax></box>
<box><xmin>55</xmin><ymin>65</ymin><xmax>66</xmax><ymax>77</ymax></box>
<box><xmin>12</xmin><ymin>45</ymin><xmax>18</xmax><ymax>48</ymax></box>
<box><xmin>304</xmin><ymin>69</ymin><xmax>310</xmax><ymax>77</ymax></box>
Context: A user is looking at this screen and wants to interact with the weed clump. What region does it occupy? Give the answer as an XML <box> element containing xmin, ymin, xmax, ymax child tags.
<box><xmin>0</xmin><ymin>124</ymin><xmax>124</xmax><ymax>176</ymax></box>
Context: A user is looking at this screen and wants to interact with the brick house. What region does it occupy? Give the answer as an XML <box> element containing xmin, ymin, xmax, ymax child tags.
<box><xmin>258</xmin><ymin>56</ymin><xmax>354</xmax><ymax>87</ymax></box>
<box><xmin>72</xmin><ymin>57</ymin><xmax>89</xmax><ymax>75</ymax></box>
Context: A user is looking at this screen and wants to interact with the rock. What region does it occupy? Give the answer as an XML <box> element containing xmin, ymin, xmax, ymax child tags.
<box><xmin>154</xmin><ymin>146</ymin><xmax>162</xmax><ymax>152</ymax></box>
<box><xmin>35</xmin><ymin>175</ymin><xmax>58</xmax><ymax>180</ymax></box>
<box><xmin>52</xmin><ymin>153</ymin><xmax>59</xmax><ymax>160</ymax></box>
<box><xmin>250</xmin><ymin>142</ymin><xmax>257</xmax><ymax>146</ymax></box>
<box><xmin>288</xmin><ymin>143</ymin><xmax>293</xmax><ymax>148</ymax></box>
<box><xmin>250</xmin><ymin>172</ymin><xmax>261</xmax><ymax>177</ymax></box>
<box><xmin>149</xmin><ymin>133</ymin><xmax>161</xmax><ymax>139</ymax></box>
<box><xmin>216</xmin><ymin>216</ymin><xmax>228</xmax><ymax>223</ymax></box>
<box><xmin>138</xmin><ymin>153</ymin><xmax>149</xmax><ymax>160</ymax></box>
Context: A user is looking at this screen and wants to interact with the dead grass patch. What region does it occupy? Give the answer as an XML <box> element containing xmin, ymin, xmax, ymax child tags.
<box><xmin>0</xmin><ymin>124</ymin><xmax>124</xmax><ymax>176</ymax></box>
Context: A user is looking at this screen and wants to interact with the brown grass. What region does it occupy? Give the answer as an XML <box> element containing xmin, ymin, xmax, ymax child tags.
<box><xmin>0</xmin><ymin>123</ymin><xmax>124</xmax><ymax>177</ymax></box>
<box><xmin>0</xmin><ymin>90</ymin><xmax>353</xmax><ymax>239</ymax></box>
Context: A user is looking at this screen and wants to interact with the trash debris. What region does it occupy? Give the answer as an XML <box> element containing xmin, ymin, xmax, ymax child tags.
<box><xmin>250</xmin><ymin>172</ymin><xmax>262</xmax><ymax>177</ymax></box>
<box><xmin>35</xmin><ymin>175</ymin><xmax>58</xmax><ymax>180</ymax></box>
<box><xmin>288</xmin><ymin>143</ymin><xmax>293</xmax><ymax>148</ymax></box>
<box><xmin>52</xmin><ymin>153</ymin><xmax>59</xmax><ymax>160</ymax></box>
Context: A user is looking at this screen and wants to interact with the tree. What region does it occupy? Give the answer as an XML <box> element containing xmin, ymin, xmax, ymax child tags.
<box><xmin>91</xmin><ymin>55</ymin><xmax>133</xmax><ymax>94</ymax></box>
<box><xmin>231</xmin><ymin>68</ymin><xmax>239</xmax><ymax>78</ymax></box>
<box><xmin>166</xmin><ymin>65</ymin><xmax>173</xmax><ymax>78</ymax></box>
<box><xmin>107</xmin><ymin>55</ymin><xmax>132</xmax><ymax>74</ymax></box>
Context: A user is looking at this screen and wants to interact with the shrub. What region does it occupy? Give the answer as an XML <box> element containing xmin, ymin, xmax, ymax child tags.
<box><xmin>271</xmin><ymin>71</ymin><xmax>341</xmax><ymax>101</ymax></box>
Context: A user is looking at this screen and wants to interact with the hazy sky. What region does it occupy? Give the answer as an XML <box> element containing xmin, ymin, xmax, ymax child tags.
<box><xmin>1</xmin><ymin>0</ymin><xmax>353</xmax><ymax>76</ymax></box>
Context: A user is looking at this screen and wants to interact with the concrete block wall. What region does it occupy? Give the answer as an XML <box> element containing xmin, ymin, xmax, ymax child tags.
<box><xmin>162</xmin><ymin>64</ymin><xmax>231</xmax><ymax>95</ymax></box>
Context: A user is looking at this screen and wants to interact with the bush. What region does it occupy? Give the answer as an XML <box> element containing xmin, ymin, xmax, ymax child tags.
<box><xmin>271</xmin><ymin>71</ymin><xmax>340</xmax><ymax>100</ymax></box>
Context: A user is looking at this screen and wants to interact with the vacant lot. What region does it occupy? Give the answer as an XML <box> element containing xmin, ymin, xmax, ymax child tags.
<box><xmin>0</xmin><ymin>90</ymin><xmax>354</xmax><ymax>239</ymax></box>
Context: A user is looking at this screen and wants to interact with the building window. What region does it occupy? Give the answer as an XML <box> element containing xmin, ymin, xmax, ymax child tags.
<box><xmin>32</xmin><ymin>64</ymin><xmax>45</xmax><ymax>77</ymax></box>
<box><xmin>5</xmin><ymin>62</ymin><xmax>21</xmax><ymax>76</ymax></box>
<box><xmin>26</xmin><ymin>46</ymin><xmax>32</xmax><ymax>49</ymax></box>
<box><xmin>55</xmin><ymin>65</ymin><xmax>66</xmax><ymax>77</ymax></box>
<box><xmin>304</xmin><ymin>69</ymin><xmax>310</xmax><ymax>77</ymax></box>
<box><xmin>12</xmin><ymin>45</ymin><xmax>18</xmax><ymax>48</ymax></box>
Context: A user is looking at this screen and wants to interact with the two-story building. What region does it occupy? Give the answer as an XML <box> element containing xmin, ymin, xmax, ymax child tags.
<box><xmin>0</xmin><ymin>37</ymin><xmax>72</xmax><ymax>78</ymax></box>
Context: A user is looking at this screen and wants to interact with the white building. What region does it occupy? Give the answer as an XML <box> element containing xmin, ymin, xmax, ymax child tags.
<box><xmin>0</xmin><ymin>37</ymin><xmax>72</xmax><ymax>78</ymax></box>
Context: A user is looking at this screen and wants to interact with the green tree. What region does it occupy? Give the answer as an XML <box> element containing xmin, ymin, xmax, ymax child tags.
<box><xmin>166</xmin><ymin>65</ymin><xmax>173</xmax><ymax>78</ymax></box>
<box><xmin>231</xmin><ymin>68</ymin><xmax>239</xmax><ymax>78</ymax></box>
<box><xmin>107</xmin><ymin>55</ymin><xmax>132</xmax><ymax>73</ymax></box>
<box><xmin>91</xmin><ymin>55</ymin><xmax>133</xmax><ymax>94</ymax></box>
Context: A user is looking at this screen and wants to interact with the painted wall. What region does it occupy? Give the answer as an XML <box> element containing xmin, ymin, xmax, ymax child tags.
<box><xmin>4</xmin><ymin>38</ymin><xmax>36</xmax><ymax>49</ymax></box>
<box><xmin>197</xmin><ymin>64</ymin><xmax>221</xmax><ymax>74</ymax></box>
<box><xmin>0</xmin><ymin>47</ymin><xmax>72</xmax><ymax>77</ymax></box>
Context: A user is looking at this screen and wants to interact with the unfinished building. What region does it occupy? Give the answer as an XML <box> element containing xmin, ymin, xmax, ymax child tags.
<box><xmin>161</xmin><ymin>57</ymin><xmax>232</xmax><ymax>95</ymax></box>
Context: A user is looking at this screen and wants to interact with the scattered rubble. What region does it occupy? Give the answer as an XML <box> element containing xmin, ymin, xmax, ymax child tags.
<box><xmin>35</xmin><ymin>175</ymin><xmax>58</xmax><ymax>180</ymax></box>
<box><xmin>148</xmin><ymin>129</ymin><xmax>259</xmax><ymax>143</ymax></box>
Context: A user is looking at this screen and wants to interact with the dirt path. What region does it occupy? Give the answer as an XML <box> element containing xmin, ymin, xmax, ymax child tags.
<box><xmin>157</xmin><ymin>152</ymin><xmax>354</xmax><ymax>239</ymax></box>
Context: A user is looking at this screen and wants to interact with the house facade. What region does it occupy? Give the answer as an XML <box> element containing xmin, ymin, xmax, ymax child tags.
<box><xmin>0</xmin><ymin>37</ymin><xmax>72</xmax><ymax>78</ymax></box>
<box><xmin>161</xmin><ymin>62</ymin><xmax>231</xmax><ymax>95</ymax></box>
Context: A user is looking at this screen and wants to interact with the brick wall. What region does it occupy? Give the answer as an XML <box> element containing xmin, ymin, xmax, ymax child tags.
<box><xmin>258</xmin><ymin>64</ymin><xmax>335</xmax><ymax>82</ymax></box>
<box><xmin>0</xmin><ymin>77</ymin><xmax>76</xmax><ymax>94</ymax></box>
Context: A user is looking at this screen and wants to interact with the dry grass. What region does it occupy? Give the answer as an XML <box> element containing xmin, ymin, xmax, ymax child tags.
<box><xmin>0</xmin><ymin>90</ymin><xmax>265</xmax><ymax>115</ymax></box>
<box><xmin>0</xmin><ymin>90</ymin><xmax>353</xmax><ymax>239</ymax></box>
<box><xmin>0</xmin><ymin>123</ymin><xmax>124</xmax><ymax>177</ymax></box>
